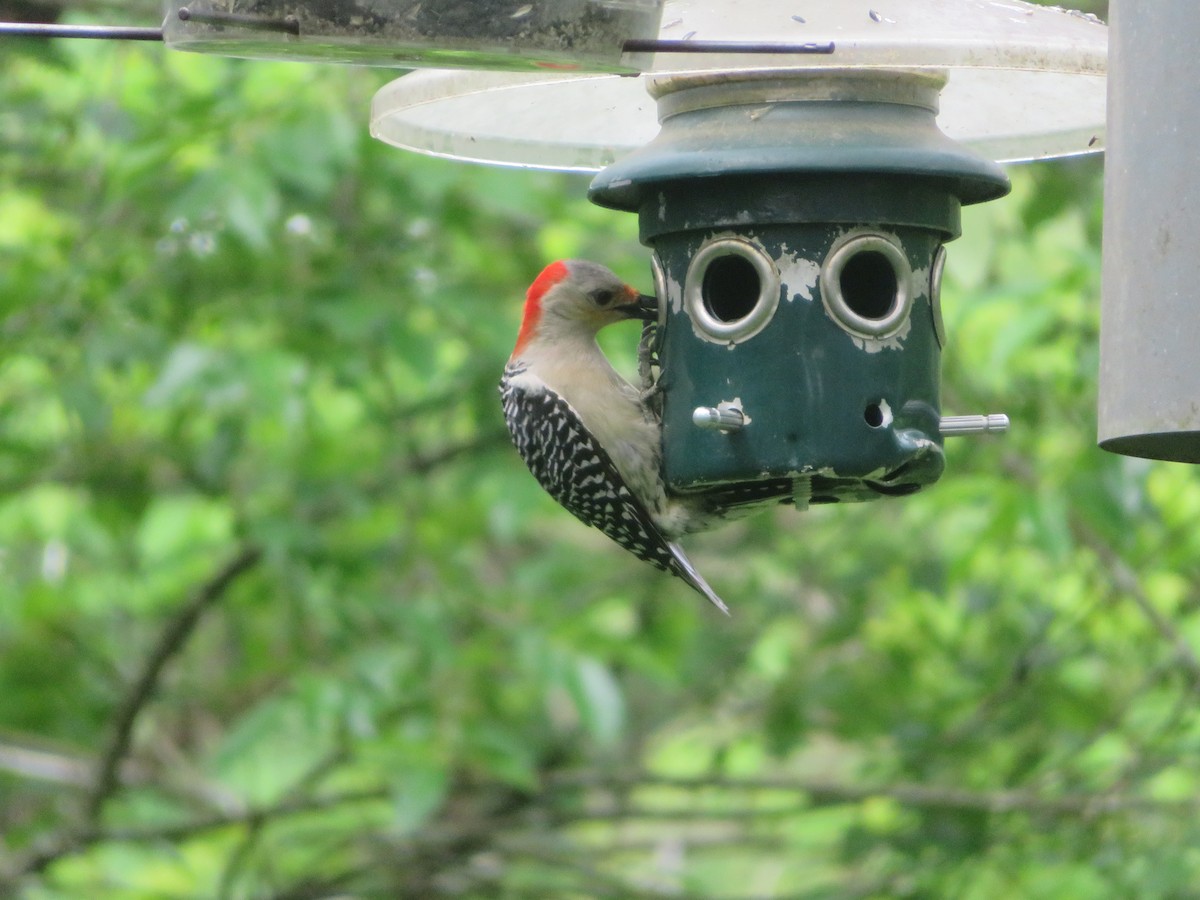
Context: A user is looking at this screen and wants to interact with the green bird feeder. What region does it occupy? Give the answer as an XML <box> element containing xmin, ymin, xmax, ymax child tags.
<box><xmin>368</xmin><ymin>0</ymin><xmax>1107</xmax><ymax>507</ymax></box>
<box><xmin>589</xmin><ymin>69</ymin><xmax>1009</xmax><ymax>507</ymax></box>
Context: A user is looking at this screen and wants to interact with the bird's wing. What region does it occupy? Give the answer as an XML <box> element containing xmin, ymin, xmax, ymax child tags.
<box><xmin>500</xmin><ymin>369</ymin><xmax>728</xmax><ymax>613</ymax></box>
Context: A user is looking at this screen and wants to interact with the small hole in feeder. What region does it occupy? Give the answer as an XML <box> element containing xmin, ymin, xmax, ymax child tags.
<box><xmin>702</xmin><ymin>254</ymin><xmax>760</xmax><ymax>323</ymax></box>
<box><xmin>863</xmin><ymin>399</ymin><xmax>892</xmax><ymax>429</ymax></box>
<box><xmin>840</xmin><ymin>250</ymin><xmax>897</xmax><ymax>320</ymax></box>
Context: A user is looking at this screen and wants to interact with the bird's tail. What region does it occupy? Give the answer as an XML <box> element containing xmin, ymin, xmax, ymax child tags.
<box><xmin>667</xmin><ymin>542</ymin><xmax>730</xmax><ymax>616</ymax></box>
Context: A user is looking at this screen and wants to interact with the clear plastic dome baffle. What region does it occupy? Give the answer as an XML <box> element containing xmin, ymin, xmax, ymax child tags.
<box><xmin>370</xmin><ymin>0</ymin><xmax>1106</xmax><ymax>170</ymax></box>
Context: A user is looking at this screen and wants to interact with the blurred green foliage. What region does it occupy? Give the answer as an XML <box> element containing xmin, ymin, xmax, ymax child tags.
<box><xmin>3</xmin><ymin>16</ymin><xmax>1200</xmax><ymax>900</ymax></box>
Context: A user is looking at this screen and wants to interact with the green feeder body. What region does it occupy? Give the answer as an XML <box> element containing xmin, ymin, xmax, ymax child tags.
<box><xmin>589</xmin><ymin>71</ymin><xmax>1010</xmax><ymax>508</ymax></box>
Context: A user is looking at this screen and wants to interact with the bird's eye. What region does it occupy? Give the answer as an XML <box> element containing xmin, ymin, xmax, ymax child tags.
<box><xmin>588</xmin><ymin>288</ymin><xmax>617</xmax><ymax>308</ymax></box>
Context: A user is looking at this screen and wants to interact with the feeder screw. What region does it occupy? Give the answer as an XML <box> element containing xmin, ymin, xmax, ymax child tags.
<box><xmin>693</xmin><ymin>404</ymin><xmax>746</xmax><ymax>433</ymax></box>
<box><xmin>939</xmin><ymin>414</ymin><xmax>1010</xmax><ymax>437</ymax></box>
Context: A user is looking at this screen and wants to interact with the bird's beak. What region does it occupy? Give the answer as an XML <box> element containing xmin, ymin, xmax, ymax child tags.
<box><xmin>621</xmin><ymin>290</ymin><xmax>660</xmax><ymax>322</ymax></box>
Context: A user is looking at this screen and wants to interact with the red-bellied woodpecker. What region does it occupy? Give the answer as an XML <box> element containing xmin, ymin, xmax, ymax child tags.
<box><xmin>499</xmin><ymin>259</ymin><xmax>729</xmax><ymax>614</ymax></box>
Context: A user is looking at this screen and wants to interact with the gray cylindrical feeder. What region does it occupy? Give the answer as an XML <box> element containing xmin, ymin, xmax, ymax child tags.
<box><xmin>1098</xmin><ymin>0</ymin><xmax>1200</xmax><ymax>463</ymax></box>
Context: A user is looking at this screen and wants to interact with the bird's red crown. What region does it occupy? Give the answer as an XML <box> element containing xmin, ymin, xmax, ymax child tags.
<box><xmin>513</xmin><ymin>260</ymin><xmax>570</xmax><ymax>358</ymax></box>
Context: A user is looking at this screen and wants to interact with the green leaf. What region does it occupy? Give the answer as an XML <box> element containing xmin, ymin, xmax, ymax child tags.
<box><xmin>135</xmin><ymin>494</ymin><xmax>233</xmax><ymax>569</ymax></box>
<box><xmin>564</xmin><ymin>655</ymin><xmax>625</xmax><ymax>747</ymax></box>
<box><xmin>389</xmin><ymin>763</ymin><xmax>450</xmax><ymax>833</ymax></box>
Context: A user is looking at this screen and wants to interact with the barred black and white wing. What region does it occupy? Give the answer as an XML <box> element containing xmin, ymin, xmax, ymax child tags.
<box><xmin>500</xmin><ymin>364</ymin><xmax>728</xmax><ymax>614</ymax></box>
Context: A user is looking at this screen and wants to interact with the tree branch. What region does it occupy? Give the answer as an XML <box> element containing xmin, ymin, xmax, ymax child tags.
<box><xmin>110</xmin><ymin>790</ymin><xmax>387</xmax><ymax>846</ymax></box>
<box><xmin>0</xmin><ymin>740</ymin><xmax>94</xmax><ymax>788</ymax></box>
<box><xmin>496</xmin><ymin>839</ymin><xmax>674</xmax><ymax>900</ymax></box>
<box><xmin>84</xmin><ymin>545</ymin><xmax>263</xmax><ymax>825</ymax></box>
<box><xmin>545</xmin><ymin>771</ymin><xmax>1172</xmax><ymax>819</ymax></box>
<box><xmin>1073</xmin><ymin>519</ymin><xmax>1200</xmax><ymax>687</ymax></box>
<box><xmin>404</xmin><ymin>431</ymin><xmax>512</xmax><ymax>475</ymax></box>
<box><xmin>997</xmin><ymin>452</ymin><xmax>1200</xmax><ymax>688</ymax></box>
<box><xmin>7</xmin><ymin>765</ymin><xmax>1174</xmax><ymax>894</ymax></box>
<box><xmin>0</xmin><ymin>785</ymin><xmax>388</xmax><ymax>886</ymax></box>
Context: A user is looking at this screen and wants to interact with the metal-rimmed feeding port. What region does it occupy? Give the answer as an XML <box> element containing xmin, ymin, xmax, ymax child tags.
<box><xmin>650</xmin><ymin>252</ymin><xmax>669</xmax><ymax>331</ymax></box>
<box><xmin>820</xmin><ymin>231</ymin><xmax>914</xmax><ymax>339</ymax></box>
<box><xmin>930</xmin><ymin>244</ymin><xmax>948</xmax><ymax>348</ymax></box>
<box><xmin>684</xmin><ymin>237</ymin><xmax>780</xmax><ymax>344</ymax></box>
